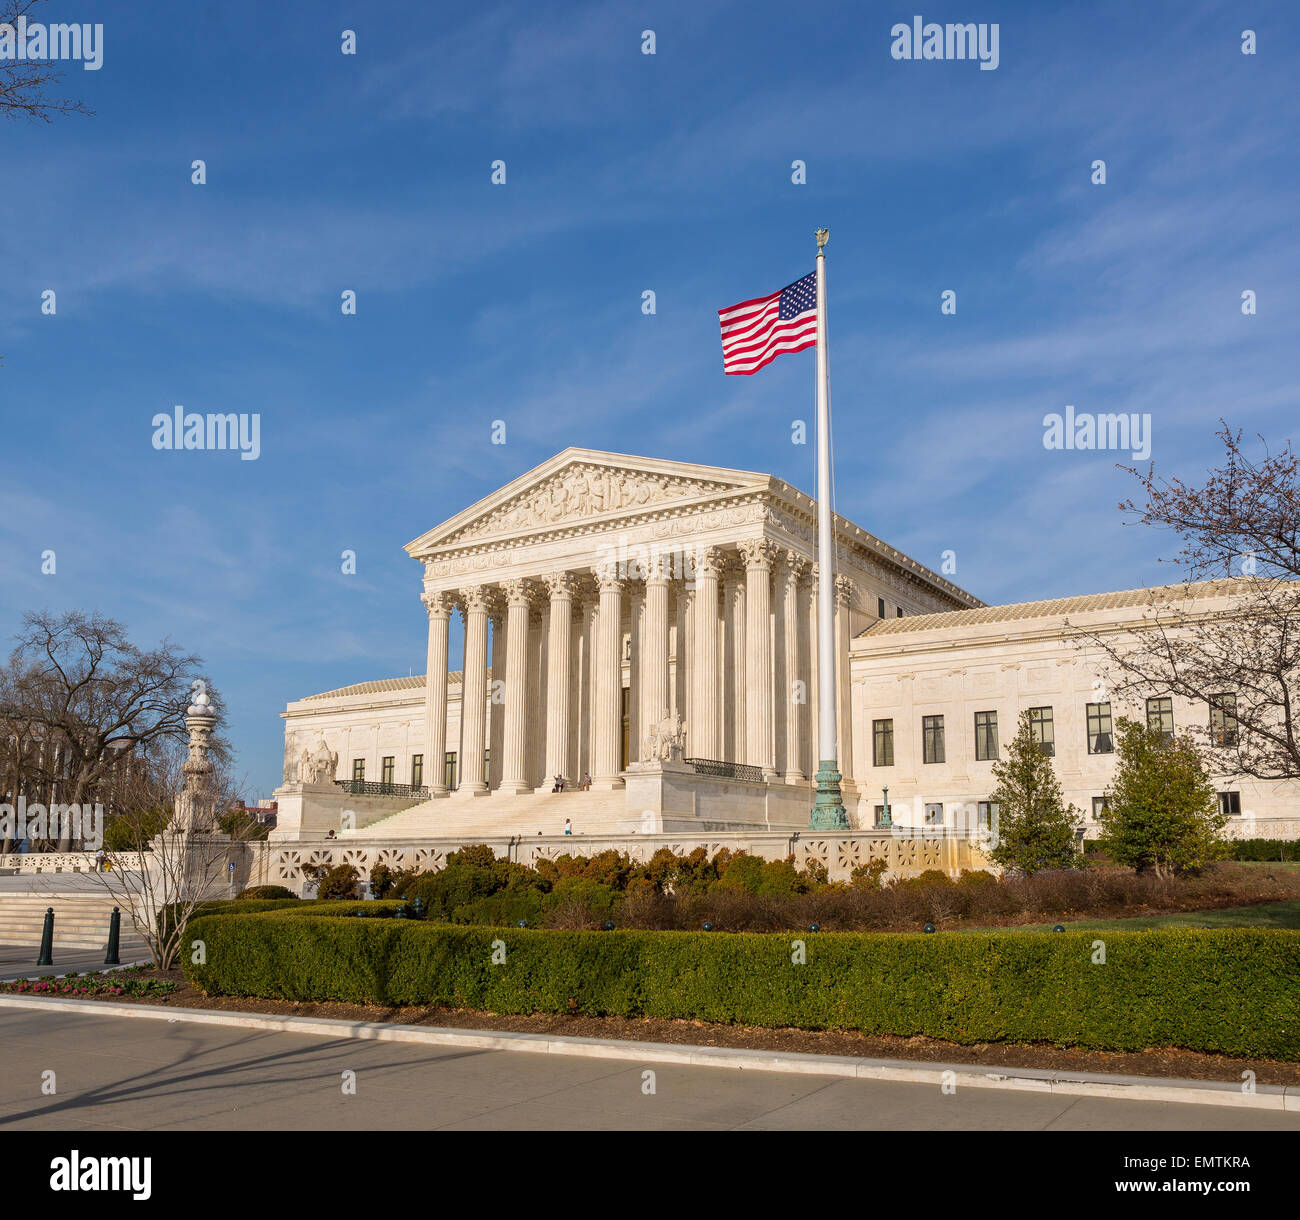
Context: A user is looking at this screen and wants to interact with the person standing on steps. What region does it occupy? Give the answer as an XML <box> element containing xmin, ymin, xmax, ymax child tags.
<box><xmin>563</xmin><ymin>818</ymin><xmax>572</xmax><ymax>836</ymax></box>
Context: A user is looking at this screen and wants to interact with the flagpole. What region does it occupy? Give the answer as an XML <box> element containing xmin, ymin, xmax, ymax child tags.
<box><xmin>810</xmin><ymin>227</ymin><xmax>849</xmax><ymax>830</ymax></box>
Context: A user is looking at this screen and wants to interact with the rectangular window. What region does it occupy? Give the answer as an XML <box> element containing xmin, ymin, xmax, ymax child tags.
<box><xmin>977</xmin><ymin>800</ymin><xmax>998</xmax><ymax>830</ymax></box>
<box><xmin>381</xmin><ymin>756</ymin><xmax>395</xmax><ymax>785</ymax></box>
<box><xmin>1092</xmin><ymin>796</ymin><xmax>1109</xmax><ymax>819</ymax></box>
<box><xmin>1086</xmin><ymin>702</ymin><xmax>1113</xmax><ymax>754</ymax></box>
<box><xmin>443</xmin><ymin>752</ymin><xmax>457</xmax><ymax>790</ymax></box>
<box><xmin>872</xmin><ymin>718</ymin><xmax>894</xmax><ymax>767</ymax></box>
<box><xmin>877</xmin><ymin>596</ymin><xmax>886</xmax><ymax>619</ymax></box>
<box><xmin>974</xmin><ymin>710</ymin><xmax>998</xmax><ymax>761</ymax></box>
<box><xmin>1217</xmin><ymin>790</ymin><xmax>1242</xmax><ymax>817</ymax></box>
<box><xmin>1147</xmin><ymin>696</ymin><xmax>1174</xmax><ymax>741</ymax></box>
<box><xmin>351</xmin><ymin>758</ymin><xmax>365</xmax><ymax>782</ymax></box>
<box><xmin>922</xmin><ymin>715</ymin><xmax>945</xmax><ymax>764</ymax></box>
<box><xmin>924</xmin><ymin>802</ymin><xmax>943</xmax><ymax>825</ymax></box>
<box><xmin>410</xmin><ymin>754</ymin><xmax>423</xmax><ymax>788</ymax></box>
<box><xmin>896</xmin><ymin>606</ymin><xmax>904</xmax><ymax>618</ymax></box>
<box><xmin>1029</xmin><ymin>706</ymin><xmax>1055</xmax><ymax>757</ymax></box>
<box><xmin>1210</xmin><ymin>694</ymin><xmax>1238</xmax><ymax>747</ymax></box>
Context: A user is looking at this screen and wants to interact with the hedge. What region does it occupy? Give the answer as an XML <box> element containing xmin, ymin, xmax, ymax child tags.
<box><xmin>182</xmin><ymin>916</ymin><xmax>1300</xmax><ymax>1059</ymax></box>
<box><xmin>1227</xmin><ymin>839</ymin><xmax>1300</xmax><ymax>863</ymax></box>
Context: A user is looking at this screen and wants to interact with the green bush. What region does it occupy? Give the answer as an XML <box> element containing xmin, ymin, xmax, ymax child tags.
<box><xmin>1228</xmin><ymin>839</ymin><xmax>1300</xmax><ymax>863</ymax></box>
<box><xmin>236</xmin><ymin>885</ymin><xmax>298</xmax><ymax>900</ymax></box>
<box><xmin>309</xmin><ymin>863</ymin><xmax>361</xmax><ymax>900</ymax></box>
<box><xmin>183</xmin><ymin>916</ymin><xmax>1300</xmax><ymax>1059</ymax></box>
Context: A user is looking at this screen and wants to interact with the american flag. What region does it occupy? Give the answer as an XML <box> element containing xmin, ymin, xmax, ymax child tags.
<box><xmin>718</xmin><ymin>271</ymin><xmax>818</xmax><ymax>375</ymax></box>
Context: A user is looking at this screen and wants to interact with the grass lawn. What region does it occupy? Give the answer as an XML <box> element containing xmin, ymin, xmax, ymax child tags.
<box><xmin>961</xmin><ymin>899</ymin><xmax>1300</xmax><ymax>934</ymax></box>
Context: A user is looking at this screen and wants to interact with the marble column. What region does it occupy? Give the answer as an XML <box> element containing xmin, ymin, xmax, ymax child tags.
<box><xmin>723</xmin><ymin>564</ymin><xmax>746</xmax><ymax>764</ymax></box>
<box><xmin>678</xmin><ymin>585</ymin><xmax>694</xmax><ymax>746</ymax></box>
<box><xmin>628</xmin><ymin>582</ymin><xmax>645</xmax><ymax>763</ymax></box>
<box><xmin>529</xmin><ymin>604</ymin><xmax>546</xmax><ymax>788</ymax></box>
<box><xmin>458</xmin><ymin>586</ymin><xmax>490</xmax><ymax>794</ymax></box>
<box><xmin>583</xmin><ymin>593</ymin><xmax>600</xmax><ymax>783</ymax></box>
<box><xmin>781</xmin><ymin>555</ymin><xmax>810</xmax><ymax>782</ymax></box>
<box><xmin>488</xmin><ymin>604</ymin><xmax>506</xmax><ymax>789</ymax></box>
<box><xmin>835</xmin><ymin>574</ymin><xmax>855</xmax><ymax>782</ymax></box>
<box><xmin>740</xmin><ymin>539</ymin><xmax>778</xmax><ymax>778</ymax></box>
<box><xmin>498</xmin><ymin>579</ymin><xmax>532</xmax><ymax>793</ymax></box>
<box><xmin>543</xmin><ymin>572</ymin><xmax>576</xmax><ymax>786</ymax></box>
<box><xmin>641</xmin><ymin>557</ymin><xmax>671</xmax><ymax>753</ymax></box>
<box><xmin>421</xmin><ymin>592</ymin><xmax>453</xmax><ymax>794</ymax></box>
<box><xmin>592</xmin><ymin>565</ymin><xmax>625</xmax><ymax>786</ymax></box>
<box><xmin>692</xmin><ymin>546</ymin><xmax>724</xmax><ymax>759</ymax></box>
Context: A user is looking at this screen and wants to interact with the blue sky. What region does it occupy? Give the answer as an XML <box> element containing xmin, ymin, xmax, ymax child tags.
<box><xmin>2</xmin><ymin>0</ymin><xmax>1296</xmax><ymax>796</ymax></box>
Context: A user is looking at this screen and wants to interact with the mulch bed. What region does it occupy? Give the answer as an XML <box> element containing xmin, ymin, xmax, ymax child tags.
<box><xmin>73</xmin><ymin>968</ymin><xmax>1300</xmax><ymax>1088</ymax></box>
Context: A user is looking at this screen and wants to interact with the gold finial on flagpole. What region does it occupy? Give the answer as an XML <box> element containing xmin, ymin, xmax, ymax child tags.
<box><xmin>815</xmin><ymin>227</ymin><xmax>829</xmax><ymax>252</ymax></box>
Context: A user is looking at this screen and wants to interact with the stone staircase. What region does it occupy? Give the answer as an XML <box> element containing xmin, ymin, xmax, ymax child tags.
<box><xmin>345</xmin><ymin>788</ymin><xmax>641</xmax><ymax>840</ymax></box>
<box><xmin>0</xmin><ymin>891</ymin><xmax>151</xmax><ymax>958</ymax></box>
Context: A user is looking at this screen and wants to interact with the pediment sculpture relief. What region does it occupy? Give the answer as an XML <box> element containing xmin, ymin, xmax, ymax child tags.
<box><xmin>452</xmin><ymin>467</ymin><xmax>724</xmax><ymax>541</ymax></box>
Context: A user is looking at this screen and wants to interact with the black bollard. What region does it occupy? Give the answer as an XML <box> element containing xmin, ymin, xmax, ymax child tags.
<box><xmin>104</xmin><ymin>907</ymin><xmax>121</xmax><ymax>966</ymax></box>
<box><xmin>37</xmin><ymin>907</ymin><xmax>54</xmax><ymax>967</ymax></box>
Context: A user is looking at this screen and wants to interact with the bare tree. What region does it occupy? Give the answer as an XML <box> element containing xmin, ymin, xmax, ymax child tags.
<box><xmin>0</xmin><ymin>610</ymin><xmax>226</xmax><ymax>848</ymax></box>
<box><xmin>0</xmin><ymin>0</ymin><xmax>93</xmax><ymax>122</ymax></box>
<box><xmin>1073</xmin><ymin>424</ymin><xmax>1300</xmax><ymax>781</ymax></box>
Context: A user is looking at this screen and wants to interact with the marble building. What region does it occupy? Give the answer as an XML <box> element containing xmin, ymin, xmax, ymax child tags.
<box><xmin>273</xmin><ymin>448</ymin><xmax>1298</xmax><ymax>843</ymax></box>
<box><xmin>274</xmin><ymin>448</ymin><xmax>978</xmax><ymax>839</ymax></box>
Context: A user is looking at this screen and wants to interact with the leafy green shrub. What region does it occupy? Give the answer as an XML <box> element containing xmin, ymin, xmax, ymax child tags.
<box><xmin>1100</xmin><ymin>719</ymin><xmax>1227</xmax><ymax>875</ymax></box>
<box><xmin>236</xmin><ymin>885</ymin><xmax>298</xmax><ymax>900</ymax></box>
<box><xmin>850</xmin><ymin>859</ymin><xmax>890</xmax><ymax>890</ymax></box>
<box><xmin>1228</xmin><ymin>839</ymin><xmax>1300</xmax><ymax>862</ymax></box>
<box><xmin>307</xmin><ymin>863</ymin><xmax>361</xmax><ymax>900</ymax></box>
<box><xmin>184</xmin><ymin>916</ymin><xmax>1300</xmax><ymax>1059</ymax></box>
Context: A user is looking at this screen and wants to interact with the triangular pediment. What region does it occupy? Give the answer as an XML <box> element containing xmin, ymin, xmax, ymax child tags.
<box><xmin>407</xmin><ymin>448</ymin><xmax>772</xmax><ymax>556</ymax></box>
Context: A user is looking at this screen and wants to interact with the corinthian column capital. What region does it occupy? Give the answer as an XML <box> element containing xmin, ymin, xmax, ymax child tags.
<box><xmin>459</xmin><ymin>584</ymin><xmax>492</xmax><ymax>614</ymax></box>
<box><xmin>501</xmin><ymin>577</ymin><xmax>533</xmax><ymax>606</ymax></box>
<box><xmin>693</xmin><ymin>545</ymin><xmax>727</xmax><ymax>579</ymax></box>
<box><xmin>834</xmin><ymin>574</ymin><xmax>855</xmax><ymax>605</ymax></box>
<box><xmin>593</xmin><ymin>561</ymin><xmax>625</xmax><ymax>593</ymax></box>
<box><xmin>421</xmin><ymin>590</ymin><xmax>455</xmax><ymax>619</ymax></box>
<box><xmin>543</xmin><ymin>571</ymin><xmax>579</xmax><ymax>601</ymax></box>
<box><xmin>738</xmin><ymin>538</ymin><xmax>779</xmax><ymax>571</ymax></box>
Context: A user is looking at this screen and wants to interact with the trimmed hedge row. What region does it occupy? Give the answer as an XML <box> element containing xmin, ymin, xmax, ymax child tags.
<box><xmin>1228</xmin><ymin>839</ymin><xmax>1300</xmax><ymax>862</ymax></box>
<box><xmin>182</xmin><ymin>915</ymin><xmax>1300</xmax><ymax>1059</ymax></box>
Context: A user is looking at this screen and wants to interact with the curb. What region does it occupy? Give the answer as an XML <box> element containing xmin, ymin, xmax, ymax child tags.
<box><xmin>0</xmin><ymin>993</ymin><xmax>1294</xmax><ymax>1112</ymax></box>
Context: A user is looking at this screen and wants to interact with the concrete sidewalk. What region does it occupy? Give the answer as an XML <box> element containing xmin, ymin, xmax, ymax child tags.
<box><xmin>0</xmin><ymin>994</ymin><xmax>1297</xmax><ymax>1127</ymax></box>
<box><xmin>0</xmin><ymin>945</ymin><xmax>147</xmax><ymax>981</ymax></box>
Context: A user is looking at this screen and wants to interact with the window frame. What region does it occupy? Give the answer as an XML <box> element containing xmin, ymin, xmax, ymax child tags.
<box><xmin>922</xmin><ymin>714</ymin><xmax>945</xmax><ymax>764</ymax></box>
<box><xmin>1209</xmin><ymin>693</ymin><xmax>1239</xmax><ymax>748</ymax></box>
<box><xmin>1147</xmin><ymin>696</ymin><xmax>1174</xmax><ymax>741</ymax></box>
<box><xmin>974</xmin><ymin>710</ymin><xmax>998</xmax><ymax>761</ymax></box>
<box><xmin>872</xmin><ymin>718</ymin><xmax>894</xmax><ymax>767</ymax></box>
<box><xmin>1028</xmin><ymin>706</ymin><xmax>1055</xmax><ymax>757</ymax></box>
<box><xmin>1086</xmin><ymin>701</ymin><xmax>1113</xmax><ymax>755</ymax></box>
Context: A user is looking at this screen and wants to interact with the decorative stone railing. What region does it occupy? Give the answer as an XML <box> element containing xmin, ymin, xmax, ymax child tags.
<box><xmin>334</xmin><ymin>780</ymin><xmax>430</xmax><ymax>801</ymax></box>
<box><xmin>684</xmin><ymin>758</ymin><xmax>765</xmax><ymax>783</ymax></box>
<box><xmin>248</xmin><ymin>828</ymin><xmax>989</xmax><ymax>892</ymax></box>
<box><xmin>0</xmin><ymin>852</ymin><xmax>107</xmax><ymax>873</ymax></box>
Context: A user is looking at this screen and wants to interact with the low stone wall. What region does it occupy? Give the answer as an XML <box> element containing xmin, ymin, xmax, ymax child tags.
<box><xmin>245</xmin><ymin>828</ymin><xmax>992</xmax><ymax>894</ymax></box>
<box><xmin>0</xmin><ymin>852</ymin><xmax>104</xmax><ymax>874</ymax></box>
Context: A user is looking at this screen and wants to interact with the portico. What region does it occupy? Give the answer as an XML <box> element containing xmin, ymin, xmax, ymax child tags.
<box><xmin>395</xmin><ymin>449</ymin><xmax>979</xmax><ymax>818</ymax></box>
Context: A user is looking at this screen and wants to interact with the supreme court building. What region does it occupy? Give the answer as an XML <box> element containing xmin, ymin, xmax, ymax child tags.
<box><xmin>273</xmin><ymin>448</ymin><xmax>1299</xmax><ymax>844</ymax></box>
